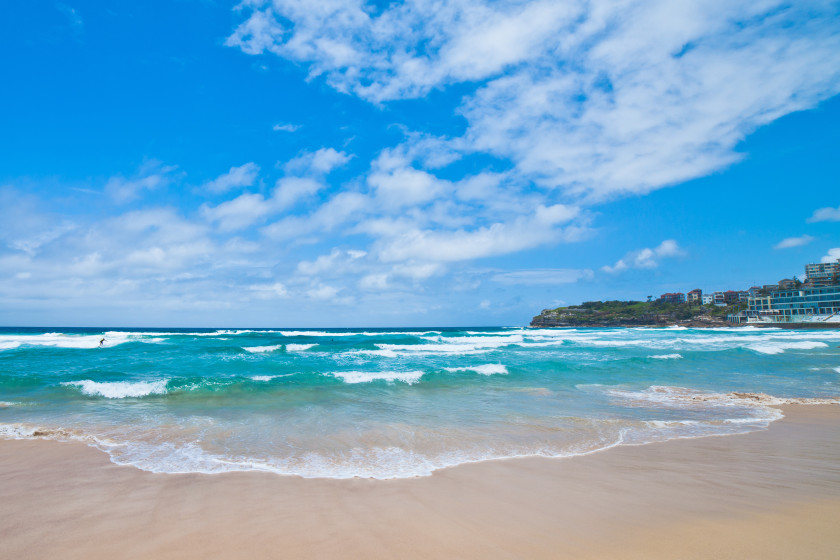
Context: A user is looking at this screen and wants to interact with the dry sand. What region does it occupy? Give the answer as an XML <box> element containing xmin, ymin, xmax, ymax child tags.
<box><xmin>1</xmin><ymin>404</ymin><xmax>839</xmax><ymax>559</ymax></box>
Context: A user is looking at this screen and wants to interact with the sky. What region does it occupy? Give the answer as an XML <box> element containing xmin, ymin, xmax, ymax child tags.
<box><xmin>1</xmin><ymin>0</ymin><xmax>839</xmax><ymax>328</ymax></box>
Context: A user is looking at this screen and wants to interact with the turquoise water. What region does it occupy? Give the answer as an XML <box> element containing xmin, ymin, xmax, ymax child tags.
<box><xmin>1</xmin><ymin>326</ymin><xmax>838</xmax><ymax>478</ymax></box>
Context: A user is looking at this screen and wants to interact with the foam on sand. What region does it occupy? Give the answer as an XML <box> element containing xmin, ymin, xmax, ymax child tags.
<box><xmin>444</xmin><ymin>364</ymin><xmax>508</xmax><ymax>375</ymax></box>
<box><xmin>62</xmin><ymin>380</ymin><xmax>169</xmax><ymax>398</ymax></box>
<box><xmin>330</xmin><ymin>370</ymin><xmax>425</xmax><ymax>385</ymax></box>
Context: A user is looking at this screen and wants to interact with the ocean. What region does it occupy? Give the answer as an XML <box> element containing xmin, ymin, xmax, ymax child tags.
<box><xmin>1</xmin><ymin>326</ymin><xmax>838</xmax><ymax>479</ymax></box>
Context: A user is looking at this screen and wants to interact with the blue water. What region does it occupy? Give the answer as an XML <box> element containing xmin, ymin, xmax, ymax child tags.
<box><xmin>1</xmin><ymin>326</ymin><xmax>838</xmax><ymax>478</ymax></box>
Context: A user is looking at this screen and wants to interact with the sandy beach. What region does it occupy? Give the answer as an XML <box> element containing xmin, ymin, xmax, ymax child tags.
<box><xmin>0</xmin><ymin>404</ymin><xmax>837</xmax><ymax>559</ymax></box>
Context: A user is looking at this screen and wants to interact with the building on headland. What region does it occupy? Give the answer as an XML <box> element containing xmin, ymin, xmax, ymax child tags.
<box><xmin>729</xmin><ymin>259</ymin><xmax>840</xmax><ymax>325</ymax></box>
<box><xmin>702</xmin><ymin>293</ymin><xmax>713</xmax><ymax>305</ymax></box>
<box><xmin>777</xmin><ymin>278</ymin><xmax>798</xmax><ymax>290</ymax></box>
<box><xmin>806</xmin><ymin>261</ymin><xmax>840</xmax><ymax>287</ymax></box>
<box><xmin>686</xmin><ymin>289</ymin><xmax>702</xmax><ymax>304</ymax></box>
<box><xmin>659</xmin><ymin>292</ymin><xmax>685</xmax><ymax>303</ymax></box>
<box><xmin>712</xmin><ymin>292</ymin><xmax>726</xmax><ymax>306</ymax></box>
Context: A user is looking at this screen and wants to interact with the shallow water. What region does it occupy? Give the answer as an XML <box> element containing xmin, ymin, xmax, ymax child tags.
<box><xmin>1</xmin><ymin>326</ymin><xmax>838</xmax><ymax>478</ymax></box>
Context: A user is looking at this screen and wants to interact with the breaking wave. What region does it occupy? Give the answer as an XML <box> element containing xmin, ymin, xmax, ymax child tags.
<box><xmin>61</xmin><ymin>380</ymin><xmax>169</xmax><ymax>399</ymax></box>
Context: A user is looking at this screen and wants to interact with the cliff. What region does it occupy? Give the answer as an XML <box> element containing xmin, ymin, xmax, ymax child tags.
<box><xmin>530</xmin><ymin>300</ymin><xmax>738</xmax><ymax>328</ymax></box>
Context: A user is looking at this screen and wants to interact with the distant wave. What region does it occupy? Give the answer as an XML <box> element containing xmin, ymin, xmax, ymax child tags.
<box><xmin>747</xmin><ymin>341</ymin><xmax>828</xmax><ymax>355</ymax></box>
<box><xmin>444</xmin><ymin>364</ymin><xmax>508</xmax><ymax>375</ymax></box>
<box><xmin>243</xmin><ymin>344</ymin><xmax>284</xmax><ymax>353</ymax></box>
<box><xmin>62</xmin><ymin>380</ymin><xmax>168</xmax><ymax>398</ymax></box>
<box><xmin>648</xmin><ymin>354</ymin><xmax>683</xmax><ymax>360</ymax></box>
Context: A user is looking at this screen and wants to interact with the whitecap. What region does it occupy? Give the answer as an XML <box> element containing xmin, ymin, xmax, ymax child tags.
<box><xmin>286</xmin><ymin>343</ymin><xmax>316</xmax><ymax>352</ymax></box>
<box><xmin>243</xmin><ymin>344</ymin><xmax>284</xmax><ymax>353</ymax></box>
<box><xmin>747</xmin><ymin>341</ymin><xmax>828</xmax><ymax>355</ymax></box>
<box><xmin>62</xmin><ymin>379</ymin><xmax>168</xmax><ymax>398</ymax></box>
<box><xmin>648</xmin><ymin>354</ymin><xmax>683</xmax><ymax>360</ymax></box>
<box><xmin>444</xmin><ymin>364</ymin><xmax>508</xmax><ymax>375</ymax></box>
<box><xmin>330</xmin><ymin>370</ymin><xmax>424</xmax><ymax>385</ymax></box>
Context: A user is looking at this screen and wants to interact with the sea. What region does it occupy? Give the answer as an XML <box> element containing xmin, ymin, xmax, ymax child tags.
<box><xmin>1</xmin><ymin>326</ymin><xmax>838</xmax><ymax>479</ymax></box>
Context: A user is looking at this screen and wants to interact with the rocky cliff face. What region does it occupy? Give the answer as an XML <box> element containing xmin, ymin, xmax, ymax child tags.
<box><xmin>530</xmin><ymin>308</ymin><xmax>731</xmax><ymax>328</ymax></box>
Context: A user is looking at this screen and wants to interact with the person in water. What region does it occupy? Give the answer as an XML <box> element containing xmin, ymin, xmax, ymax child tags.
<box><xmin>99</xmin><ymin>338</ymin><xmax>105</xmax><ymax>347</ymax></box>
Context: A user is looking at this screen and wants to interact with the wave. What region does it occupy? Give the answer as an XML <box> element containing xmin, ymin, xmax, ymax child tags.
<box><xmin>287</xmin><ymin>343</ymin><xmax>317</xmax><ymax>352</ymax></box>
<box><xmin>0</xmin><ymin>332</ymin><xmax>166</xmax><ymax>350</ymax></box>
<box><xmin>243</xmin><ymin>344</ymin><xmax>284</xmax><ymax>353</ymax></box>
<box><xmin>61</xmin><ymin>380</ymin><xmax>168</xmax><ymax>398</ymax></box>
<box><xmin>279</xmin><ymin>330</ymin><xmax>440</xmax><ymax>338</ymax></box>
<box><xmin>746</xmin><ymin>341</ymin><xmax>829</xmax><ymax>355</ymax></box>
<box><xmin>249</xmin><ymin>374</ymin><xmax>295</xmax><ymax>382</ymax></box>
<box><xmin>330</xmin><ymin>370</ymin><xmax>425</xmax><ymax>385</ymax></box>
<box><xmin>444</xmin><ymin>364</ymin><xmax>508</xmax><ymax>375</ymax></box>
<box><xmin>595</xmin><ymin>384</ymin><xmax>839</xmax><ymax>409</ymax></box>
<box><xmin>648</xmin><ymin>354</ymin><xmax>683</xmax><ymax>360</ymax></box>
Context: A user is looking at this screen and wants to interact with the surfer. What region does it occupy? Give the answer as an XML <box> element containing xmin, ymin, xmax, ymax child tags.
<box><xmin>99</xmin><ymin>337</ymin><xmax>105</xmax><ymax>347</ymax></box>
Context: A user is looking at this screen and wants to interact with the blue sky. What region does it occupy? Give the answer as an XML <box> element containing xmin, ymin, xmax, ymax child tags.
<box><xmin>1</xmin><ymin>0</ymin><xmax>839</xmax><ymax>327</ymax></box>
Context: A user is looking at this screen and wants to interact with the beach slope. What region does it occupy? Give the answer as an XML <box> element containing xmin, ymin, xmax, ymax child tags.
<box><xmin>1</xmin><ymin>404</ymin><xmax>839</xmax><ymax>560</ymax></box>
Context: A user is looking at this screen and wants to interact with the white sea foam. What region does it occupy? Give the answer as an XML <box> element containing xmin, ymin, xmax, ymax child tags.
<box><xmin>0</xmin><ymin>401</ymin><xmax>18</xmax><ymax>407</ymax></box>
<box><xmin>747</xmin><ymin>341</ymin><xmax>828</xmax><ymax>355</ymax></box>
<box><xmin>344</xmin><ymin>349</ymin><xmax>400</xmax><ymax>358</ymax></box>
<box><xmin>835</xmin><ymin>367</ymin><xmax>840</xmax><ymax>374</ymax></box>
<box><xmin>648</xmin><ymin>354</ymin><xmax>683</xmax><ymax>360</ymax></box>
<box><xmin>287</xmin><ymin>343</ymin><xmax>316</xmax><ymax>352</ymax></box>
<box><xmin>330</xmin><ymin>370</ymin><xmax>425</xmax><ymax>385</ymax></box>
<box><xmin>250</xmin><ymin>375</ymin><xmax>283</xmax><ymax>382</ymax></box>
<box><xmin>444</xmin><ymin>364</ymin><xmax>508</xmax><ymax>375</ymax></box>
<box><xmin>62</xmin><ymin>379</ymin><xmax>168</xmax><ymax>398</ymax></box>
<box><xmin>597</xmin><ymin>385</ymin><xmax>839</xmax><ymax>410</ymax></box>
<box><xmin>0</xmin><ymin>332</ymin><xmax>140</xmax><ymax>350</ymax></box>
<box><xmin>243</xmin><ymin>344</ymin><xmax>284</xmax><ymax>353</ymax></box>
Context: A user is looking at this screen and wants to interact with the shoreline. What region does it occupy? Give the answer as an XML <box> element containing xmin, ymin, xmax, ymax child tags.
<box><xmin>2</xmin><ymin>404</ymin><xmax>839</xmax><ymax>559</ymax></box>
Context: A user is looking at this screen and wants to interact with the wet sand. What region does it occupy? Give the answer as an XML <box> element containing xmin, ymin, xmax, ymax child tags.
<box><xmin>1</xmin><ymin>404</ymin><xmax>839</xmax><ymax>559</ymax></box>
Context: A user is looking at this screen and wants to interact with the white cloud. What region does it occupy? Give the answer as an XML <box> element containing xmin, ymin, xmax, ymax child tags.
<box><xmin>201</xmin><ymin>193</ymin><xmax>273</xmax><ymax>231</ymax></box>
<box><xmin>306</xmin><ymin>284</ymin><xmax>340</xmax><ymax>300</ymax></box>
<box><xmin>284</xmin><ymin>148</ymin><xmax>352</xmax><ymax>175</ymax></box>
<box><xmin>774</xmin><ymin>235</ymin><xmax>815</xmax><ymax>250</ymax></box>
<box><xmin>273</xmin><ymin>123</ymin><xmax>301</xmax><ymax>132</ymax></box>
<box><xmin>808</xmin><ymin>206</ymin><xmax>840</xmax><ymax>223</ymax></box>
<box><xmin>822</xmin><ymin>248</ymin><xmax>840</xmax><ymax>264</ymax></box>
<box><xmin>377</xmin><ymin>204</ymin><xmax>581</xmax><ymax>263</ymax></box>
<box><xmin>229</xmin><ymin>1</ymin><xmax>840</xmax><ymax>201</ymax></box>
<box><xmin>601</xmin><ymin>240</ymin><xmax>684</xmax><ymax>274</ymax></box>
<box><xmin>249</xmin><ymin>282</ymin><xmax>289</xmax><ymax>299</ymax></box>
<box><xmin>105</xmin><ymin>162</ymin><xmax>178</xmax><ymax>204</ymax></box>
<box><xmin>273</xmin><ymin>177</ymin><xmax>323</xmax><ymax>209</ymax></box>
<box><xmin>204</xmin><ymin>163</ymin><xmax>260</xmax><ymax>194</ymax></box>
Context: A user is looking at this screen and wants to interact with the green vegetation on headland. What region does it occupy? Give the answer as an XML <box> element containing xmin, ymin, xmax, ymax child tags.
<box><xmin>530</xmin><ymin>300</ymin><xmax>747</xmax><ymax>328</ymax></box>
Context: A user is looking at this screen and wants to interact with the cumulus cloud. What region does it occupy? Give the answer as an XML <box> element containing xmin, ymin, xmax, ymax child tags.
<box><xmin>808</xmin><ymin>205</ymin><xmax>840</xmax><ymax>223</ymax></box>
<box><xmin>203</xmin><ymin>163</ymin><xmax>260</xmax><ymax>194</ymax></box>
<box><xmin>376</xmin><ymin>204</ymin><xmax>581</xmax><ymax>264</ymax></box>
<box><xmin>284</xmin><ymin>148</ymin><xmax>352</xmax><ymax>176</ymax></box>
<box><xmin>601</xmin><ymin>240</ymin><xmax>684</xmax><ymax>274</ymax></box>
<box><xmin>822</xmin><ymin>248</ymin><xmax>840</xmax><ymax>264</ymax></box>
<box><xmin>229</xmin><ymin>0</ymin><xmax>840</xmax><ymax>201</ymax></box>
<box><xmin>774</xmin><ymin>235</ymin><xmax>815</xmax><ymax>250</ymax></box>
